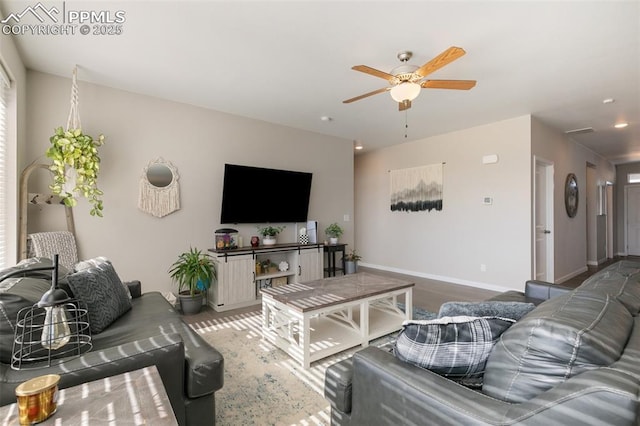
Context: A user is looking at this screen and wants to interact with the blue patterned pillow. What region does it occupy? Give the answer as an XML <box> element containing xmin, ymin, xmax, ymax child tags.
<box><xmin>67</xmin><ymin>261</ymin><xmax>131</xmax><ymax>333</ymax></box>
<box><xmin>393</xmin><ymin>316</ymin><xmax>515</xmax><ymax>385</ymax></box>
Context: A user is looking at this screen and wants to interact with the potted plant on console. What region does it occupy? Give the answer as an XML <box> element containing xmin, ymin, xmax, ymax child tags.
<box><xmin>325</xmin><ymin>222</ymin><xmax>343</xmax><ymax>245</ymax></box>
<box><xmin>257</xmin><ymin>225</ymin><xmax>285</xmax><ymax>246</ymax></box>
<box><xmin>169</xmin><ymin>247</ymin><xmax>216</xmax><ymax>315</ymax></box>
<box><xmin>343</xmin><ymin>249</ymin><xmax>362</xmax><ymax>274</ymax></box>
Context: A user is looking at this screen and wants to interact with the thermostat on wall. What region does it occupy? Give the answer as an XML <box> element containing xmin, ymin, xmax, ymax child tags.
<box><xmin>482</xmin><ymin>154</ymin><xmax>499</xmax><ymax>164</ymax></box>
<box><xmin>483</xmin><ymin>196</ymin><xmax>493</xmax><ymax>205</ymax></box>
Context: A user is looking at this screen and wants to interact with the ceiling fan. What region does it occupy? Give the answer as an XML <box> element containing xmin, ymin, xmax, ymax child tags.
<box><xmin>343</xmin><ymin>46</ymin><xmax>476</xmax><ymax>111</ymax></box>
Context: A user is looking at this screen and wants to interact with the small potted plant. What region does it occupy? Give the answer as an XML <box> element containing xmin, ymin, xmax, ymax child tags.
<box><xmin>169</xmin><ymin>247</ymin><xmax>216</xmax><ymax>315</ymax></box>
<box><xmin>343</xmin><ymin>249</ymin><xmax>362</xmax><ymax>274</ymax></box>
<box><xmin>325</xmin><ymin>222</ymin><xmax>343</xmax><ymax>244</ymax></box>
<box><xmin>257</xmin><ymin>225</ymin><xmax>286</xmax><ymax>246</ymax></box>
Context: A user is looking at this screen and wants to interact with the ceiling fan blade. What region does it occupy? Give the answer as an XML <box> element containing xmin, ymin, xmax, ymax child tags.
<box><xmin>352</xmin><ymin>65</ymin><xmax>395</xmax><ymax>81</ymax></box>
<box><xmin>416</xmin><ymin>46</ymin><xmax>466</xmax><ymax>78</ymax></box>
<box><xmin>343</xmin><ymin>87</ymin><xmax>390</xmax><ymax>104</ymax></box>
<box><xmin>399</xmin><ymin>100</ymin><xmax>412</xmax><ymax>111</ymax></box>
<box><xmin>421</xmin><ymin>79</ymin><xmax>477</xmax><ymax>90</ymax></box>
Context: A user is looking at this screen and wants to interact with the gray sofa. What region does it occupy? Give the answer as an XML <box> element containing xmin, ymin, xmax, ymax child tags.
<box><xmin>0</xmin><ymin>257</ymin><xmax>224</xmax><ymax>426</ymax></box>
<box><xmin>325</xmin><ymin>260</ymin><xmax>640</xmax><ymax>425</ymax></box>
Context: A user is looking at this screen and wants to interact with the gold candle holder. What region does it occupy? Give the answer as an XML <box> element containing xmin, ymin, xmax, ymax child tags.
<box><xmin>15</xmin><ymin>374</ymin><xmax>60</xmax><ymax>424</ymax></box>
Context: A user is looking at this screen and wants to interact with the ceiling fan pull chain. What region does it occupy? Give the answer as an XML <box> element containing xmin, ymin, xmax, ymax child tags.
<box><xmin>404</xmin><ymin>110</ymin><xmax>408</xmax><ymax>138</ymax></box>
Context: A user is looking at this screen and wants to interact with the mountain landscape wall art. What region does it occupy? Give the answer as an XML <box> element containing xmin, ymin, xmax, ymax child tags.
<box><xmin>390</xmin><ymin>163</ymin><xmax>443</xmax><ymax>212</ymax></box>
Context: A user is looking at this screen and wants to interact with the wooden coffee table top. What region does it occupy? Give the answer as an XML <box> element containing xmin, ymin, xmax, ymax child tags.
<box><xmin>0</xmin><ymin>366</ymin><xmax>177</xmax><ymax>425</ymax></box>
<box><xmin>260</xmin><ymin>272</ymin><xmax>414</xmax><ymax>312</ymax></box>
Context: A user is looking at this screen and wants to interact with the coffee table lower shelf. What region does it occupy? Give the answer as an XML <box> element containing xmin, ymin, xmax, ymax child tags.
<box><xmin>262</xmin><ymin>288</ymin><xmax>411</xmax><ymax>368</ymax></box>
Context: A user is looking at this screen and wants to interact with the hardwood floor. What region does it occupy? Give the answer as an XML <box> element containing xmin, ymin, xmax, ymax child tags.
<box><xmin>183</xmin><ymin>266</ymin><xmax>499</xmax><ymax>325</ymax></box>
<box><xmin>182</xmin><ymin>257</ymin><xmax>639</xmax><ymax>326</ymax></box>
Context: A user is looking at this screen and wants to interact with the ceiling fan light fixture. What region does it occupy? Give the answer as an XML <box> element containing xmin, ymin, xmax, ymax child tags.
<box><xmin>390</xmin><ymin>81</ymin><xmax>421</xmax><ymax>102</ymax></box>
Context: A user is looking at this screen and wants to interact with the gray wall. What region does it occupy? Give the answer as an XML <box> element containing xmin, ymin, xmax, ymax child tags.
<box><xmin>354</xmin><ymin>115</ymin><xmax>615</xmax><ymax>293</ymax></box>
<box><xmin>355</xmin><ymin>115</ymin><xmax>532</xmax><ymax>292</ymax></box>
<box><xmin>24</xmin><ymin>71</ymin><xmax>354</xmax><ymax>294</ymax></box>
<box><xmin>531</xmin><ymin>117</ymin><xmax>615</xmax><ymax>281</ymax></box>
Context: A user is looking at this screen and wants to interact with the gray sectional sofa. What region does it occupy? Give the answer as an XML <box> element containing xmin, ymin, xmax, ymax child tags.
<box><xmin>324</xmin><ymin>260</ymin><xmax>640</xmax><ymax>425</ymax></box>
<box><xmin>0</xmin><ymin>257</ymin><xmax>224</xmax><ymax>426</ymax></box>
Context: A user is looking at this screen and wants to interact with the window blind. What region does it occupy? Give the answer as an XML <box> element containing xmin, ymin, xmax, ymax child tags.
<box><xmin>0</xmin><ymin>64</ymin><xmax>10</xmax><ymax>268</ymax></box>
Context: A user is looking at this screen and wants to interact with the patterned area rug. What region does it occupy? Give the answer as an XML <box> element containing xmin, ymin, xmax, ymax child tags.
<box><xmin>191</xmin><ymin>306</ymin><xmax>436</xmax><ymax>425</ymax></box>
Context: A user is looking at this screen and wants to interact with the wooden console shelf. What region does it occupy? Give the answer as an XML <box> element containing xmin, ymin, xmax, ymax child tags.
<box><xmin>208</xmin><ymin>243</ymin><xmax>323</xmax><ymax>312</ymax></box>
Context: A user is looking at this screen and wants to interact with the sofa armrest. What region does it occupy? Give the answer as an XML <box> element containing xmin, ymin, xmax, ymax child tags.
<box><xmin>525</xmin><ymin>280</ymin><xmax>572</xmax><ymax>301</ymax></box>
<box><xmin>325</xmin><ymin>356</ymin><xmax>353</xmax><ymax>414</ymax></box>
<box><xmin>125</xmin><ymin>280</ymin><xmax>142</xmax><ymax>298</ymax></box>
<box><xmin>345</xmin><ymin>346</ymin><xmax>513</xmax><ymax>426</ymax></box>
<box><xmin>1</xmin><ymin>333</ymin><xmax>186</xmax><ymax>423</ymax></box>
<box><xmin>177</xmin><ymin>322</ymin><xmax>224</xmax><ymax>397</ymax></box>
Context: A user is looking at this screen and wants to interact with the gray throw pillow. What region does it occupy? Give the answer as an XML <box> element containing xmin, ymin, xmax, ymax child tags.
<box><xmin>393</xmin><ymin>316</ymin><xmax>515</xmax><ymax>386</ymax></box>
<box><xmin>438</xmin><ymin>301</ymin><xmax>535</xmax><ymax>321</ymax></box>
<box><xmin>67</xmin><ymin>261</ymin><xmax>131</xmax><ymax>334</ymax></box>
<box><xmin>74</xmin><ymin>257</ymin><xmax>132</xmax><ymax>299</ymax></box>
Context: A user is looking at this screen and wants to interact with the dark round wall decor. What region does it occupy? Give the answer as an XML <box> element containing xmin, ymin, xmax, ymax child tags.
<box><xmin>565</xmin><ymin>173</ymin><xmax>578</xmax><ymax>218</ymax></box>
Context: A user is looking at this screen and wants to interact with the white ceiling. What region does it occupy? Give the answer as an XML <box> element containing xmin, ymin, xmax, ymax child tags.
<box><xmin>1</xmin><ymin>1</ymin><xmax>639</xmax><ymax>162</ymax></box>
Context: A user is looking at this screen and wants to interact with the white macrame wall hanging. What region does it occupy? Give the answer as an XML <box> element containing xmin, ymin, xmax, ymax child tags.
<box><xmin>138</xmin><ymin>158</ymin><xmax>180</xmax><ymax>218</ymax></box>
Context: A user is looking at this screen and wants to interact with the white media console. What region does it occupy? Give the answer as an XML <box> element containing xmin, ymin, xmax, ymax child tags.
<box><xmin>208</xmin><ymin>243</ymin><xmax>324</xmax><ymax>312</ymax></box>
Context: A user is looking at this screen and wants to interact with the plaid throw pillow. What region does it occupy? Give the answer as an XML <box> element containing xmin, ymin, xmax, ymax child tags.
<box><xmin>393</xmin><ymin>316</ymin><xmax>515</xmax><ymax>385</ymax></box>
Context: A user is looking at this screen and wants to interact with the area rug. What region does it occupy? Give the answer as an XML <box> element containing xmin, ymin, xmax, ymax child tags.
<box><xmin>191</xmin><ymin>306</ymin><xmax>427</xmax><ymax>426</ymax></box>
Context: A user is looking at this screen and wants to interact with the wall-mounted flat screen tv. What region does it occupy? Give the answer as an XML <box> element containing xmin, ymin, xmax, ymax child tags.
<box><xmin>220</xmin><ymin>163</ymin><xmax>313</xmax><ymax>224</ymax></box>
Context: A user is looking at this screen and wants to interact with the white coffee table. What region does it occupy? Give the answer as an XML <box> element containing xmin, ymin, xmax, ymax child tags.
<box><xmin>261</xmin><ymin>272</ymin><xmax>414</xmax><ymax>368</ymax></box>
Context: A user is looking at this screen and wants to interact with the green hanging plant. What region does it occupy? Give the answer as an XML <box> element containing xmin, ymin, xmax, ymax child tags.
<box><xmin>46</xmin><ymin>127</ymin><xmax>105</xmax><ymax>217</ymax></box>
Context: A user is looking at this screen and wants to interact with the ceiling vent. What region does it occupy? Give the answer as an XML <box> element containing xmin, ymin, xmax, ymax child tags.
<box><xmin>564</xmin><ymin>127</ymin><xmax>594</xmax><ymax>135</ymax></box>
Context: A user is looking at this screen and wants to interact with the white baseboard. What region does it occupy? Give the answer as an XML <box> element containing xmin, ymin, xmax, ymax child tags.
<box><xmin>556</xmin><ymin>266</ymin><xmax>588</xmax><ymax>284</ymax></box>
<box><xmin>359</xmin><ymin>262</ymin><xmax>510</xmax><ymax>293</ymax></box>
<box><xmin>587</xmin><ymin>257</ymin><xmax>610</xmax><ymax>267</ymax></box>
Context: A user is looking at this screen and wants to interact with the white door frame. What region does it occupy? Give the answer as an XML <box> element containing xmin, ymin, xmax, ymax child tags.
<box><xmin>533</xmin><ymin>156</ymin><xmax>554</xmax><ymax>281</ymax></box>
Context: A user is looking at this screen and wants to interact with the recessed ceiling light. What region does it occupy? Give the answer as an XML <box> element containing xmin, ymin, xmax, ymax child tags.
<box><xmin>602</xmin><ymin>98</ymin><xmax>615</xmax><ymax>104</ymax></box>
<box><xmin>354</xmin><ymin>140</ymin><xmax>363</xmax><ymax>150</ymax></box>
<box><xmin>320</xmin><ymin>116</ymin><xmax>333</xmax><ymax>122</ymax></box>
<box><xmin>614</xmin><ymin>122</ymin><xmax>628</xmax><ymax>129</ymax></box>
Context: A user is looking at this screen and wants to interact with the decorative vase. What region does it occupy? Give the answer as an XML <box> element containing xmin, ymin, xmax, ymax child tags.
<box><xmin>178</xmin><ymin>292</ymin><xmax>204</xmax><ymax>315</ymax></box>
<box><xmin>345</xmin><ymin>260</ymin><xmax>357</xmax><ymax>274</ymax></box>
<box><xmin>62</xmin><ymin>167</ymin><xmax>78</xmax><ymax>196</ymax></box>
<box><xmin>263</xmin><ymin>236</ymin><xmax>276</xmax><ymax>246</ymax></box>
<box><xmin>329</xmin><ymin>237</ymin><xmax>338</xmax><ymax>245</ymax></box>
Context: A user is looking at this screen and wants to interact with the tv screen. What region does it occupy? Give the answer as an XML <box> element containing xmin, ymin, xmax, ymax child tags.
<box><xmin>220</xmin><ymin>164</ymin><xmax>313</xmax><ymax>224</ymax></box>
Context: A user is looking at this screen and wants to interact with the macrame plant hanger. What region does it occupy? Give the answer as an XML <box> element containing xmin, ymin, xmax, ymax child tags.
<box><xmin>67</xmin><ymin>66</ymin><xmax>81</xmax><ymax>131</ymax></box>
<box><xmin>62</xmin><ymin>66</ymin><xmax>81</xmax><ymax>195</ymax></box>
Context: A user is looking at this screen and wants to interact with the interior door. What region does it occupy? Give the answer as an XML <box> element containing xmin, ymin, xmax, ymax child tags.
<box><xmin>534</xmin><ymin>158</ymin><xmax>554</xmax><ymax>281</ymax></box>
<box><xmin>626</xmin><ymin>186</ymin><xmax>640</xmax><ymax>255</ymax></box>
